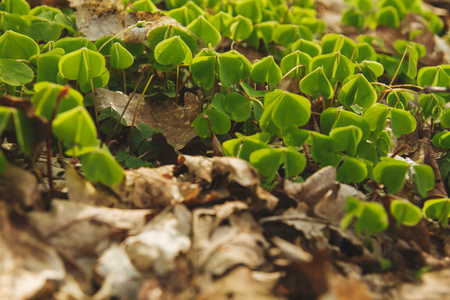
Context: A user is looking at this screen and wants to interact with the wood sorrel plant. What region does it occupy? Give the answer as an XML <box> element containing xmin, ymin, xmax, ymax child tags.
<box><xmin>0</xmin><ymin>0</ymin><xmax>448</xmax><ymax>234</ymax></box>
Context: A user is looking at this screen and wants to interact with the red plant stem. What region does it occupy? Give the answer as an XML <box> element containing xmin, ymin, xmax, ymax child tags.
<box><xmin>45</xmin><ymin>85</ymin><xmax>70</xmax><ymax>201</ymax></box>
<box><xmin>45</xmin><ymin>139</ymin><xmax>54</xmax><ymax>200</ymax></box>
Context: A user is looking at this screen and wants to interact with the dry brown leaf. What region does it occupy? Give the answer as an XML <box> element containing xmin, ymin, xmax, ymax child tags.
<box><xmin>117</xmin><ymin>165</ymin><xmax>201</xmax><ymax>208</ymax></box>
<box><xmin>261</xmin><ymin>207</ymin><xmax>366</xmax><ymax>254</ymax></box>
<box><xmin>314</xmin><ymin>183</ymin><xmax>366</xmax><ymax>224</ymax></box>
<box><xmin>0</xmin><ymin>164</ymin><xmax>40</xmax><ymax>208</ymax></box>
<box><xmin>283</xmin><ymin>166</ymin><xmax>337</xmax><ymax>207</ymax></box>
<box><xmin>65</xmin><ymin>165</ymin><xmax>123</xmax><ymax>208</ymax></box>
<box><xmin>196</xmin><ymin>266</ymin><xmax>283</xmax><ymax>300</ymax></box>
<box><xmin>283</xmin><ymin>166</ymin><xmax>364</xmax><ymax>224</ymax></box>
<box><xmin>329</xmin><ymin>275</ymin><xmax>373</xmax><ymax>300</ymax></box>
<box><xmin>0</xmin><ymin>206</ymin><xmax>65</xmax><ymax>300</ymax></box>
<box><xmin>95</xmin><ymin>89</ymin><xmax>202</xmax><ymax>150</ymax></box>
<box><xmin>27</xmin><ymin>200</ymin><xmax>153</xmax><ymax>260</ymax></box>
<box><xmin>271</xmin><ymin>236</ymin><xmax>331</xmax><ymax>299</ymax></box>
<box><xmin>192</xmin><ymin>203</ymin><xmax>268</xmax><ymax>277</ymax></box>
<box><xmin>178</xmin><ymin>155</ymin><xmax>260</xmax><ymax>187</ymax></box>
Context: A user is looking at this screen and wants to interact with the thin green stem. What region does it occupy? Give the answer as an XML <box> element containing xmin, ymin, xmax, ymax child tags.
<box><xmin>105</xmin><ymin>71</ymin><xmax>147</xmax><ymax>145</ymax></box>
<box><xmin>176</xmin><ymin>64</ymin><xmax>179</xmax><ymax>103</ymax></box>
<box><xmin>122</xmin><ymin>69</ymin><xmax>127</xmax><ymax>94</ymax></box>
<box><xmin>377</xmin><ymin>46</ymin><xmax>410</xmax><ymax>103</ymax></box>
<box><xmin>97</xmin><ymin>21</ymin><xmax>148</xmax><ymax>53</ymax></box>
<box><xmin>90</xmin><ymin>79</ymin><xmax>101</xmax><ymax>145</ymax></box>
<box><xmin>129</xmin><ymin>74</ymin><xmax>154</xmax><ymax>146</ymax></box>
<box><xmin>281</xmin><ymin>65</ymin><xmax>305</xmax><ymax>80</ymax></box>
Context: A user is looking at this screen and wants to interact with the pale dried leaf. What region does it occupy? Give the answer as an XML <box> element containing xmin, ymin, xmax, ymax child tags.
<box><xmin>117</xmin><ymin>165</ymin><xmax>201</xmax><ymax>207</ymax></box>
<box><xmin>196</xmin><ymin>266</ymin><xmax>284</xmax><ymax>300</ymax></box>
<box><xmin>27</xmin><ymin>200</ymin><xmax>153</xmax><ymax>259</ymax></box>
<box><xmin>178</xmin><ymin>155</ymin><xmax>213</xmax><ymax>183</ymax></box>
<box><xmin>69</xmin><ymin>0</ymin><xmax>125</xmax><ymax>41</ymax></box>
<box><xmin>178</xmin><ymin>155</ymin><xmax>260</xmax><ymax>186</ymax></box>
<box><xmin>284</xmin><ymin>166</ymin><xmax>337</xmax><ymax>207</ymax></box>
<box><xmin>314</xmin><ymin>183</ymin><xmax>366</xmax><ymax>224</ymax></box>
<box><xmin>93</xmin><ymin>244</ymin><xmax>143</xmax><ymax>300</ymax></box>
<box><xmin>192</xmin><ymin>206</ymin><xmax>268</xmax><ymax>276</ymax></box>
<box><xmin>65</xmin><ymin>165</ymin><xmax>123</xmax><ymax>207</ymax></box>
<box><xmin>0</xmin><ymin>208</ymin><xmax>65</xmax><ymax>300</ymax></box>
<box><xmin>0</xmin><ymin>164</ymin><xmax>40</xmax><ymax>208</ymax></box>
<box><xmin>254</xmin><ymin>185</ymin><xmax>279</xmax><ymax>212</ymax></box>
<box><xmin>124</xmin><ymin>205</ymin><xmax>192</xmax><ymax>275</ymax></box>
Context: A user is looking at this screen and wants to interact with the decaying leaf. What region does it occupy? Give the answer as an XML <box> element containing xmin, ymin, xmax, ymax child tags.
<box><xmin>400</xmin><ymin>268</ymin><xmax>450</xmax><ymax>300</ymax></box>
<box><xmin>178</xmin><ymin>155</ymin><xmax>260</xmax><ymax>186</ymax></box>
<box><xmin>284</xmin><ymin>166</ymin><xmax>337</xmax><ymax>207</ymax></box>
<box><xmin>283</xmin><ymin>166</ymin><xmax>365</xmax><ymax>224</ymax></box>
<box><xmin>65</xmin><ymin>165</ymin><xmax>123</xmax><ymax>207</ymax></box>
<box><xmin>68</xmin><ymin>0</ymin><xmax>197</xmax><ymax>45</ymax></box>
<box><xmin>314</xmin><ymin>183</ymin><xmax>366</xmax><ymax>224</ymax></box>
<box><xmin>68</xmin><ymin>0</ymin><xmax>126</xmax><ymax>41</ymax></box>
<box><xmin>0</xmin><ymin>164</ymin><xmax>40</xmax><ymax>208</ymax></box>
<box><xmin>118</xmin><ymin>165</ymin><xmax>201</xmax><ymax>208</ymax></box>
<box><xmin>124</xmin><ymin>205</ymin><xmax>192</xmax><ymax>275</ymax></box>
<box><xmin>196</xmin><ymin>266</ymin><xmax>284</xmax><ymax>300</ymax></box>
<box><xmin>93</xmin><ymin>244</ymin><xmax>144</xmax><ymax>300</ymax></box>
<box><xmin>271</xmin><ymin>236</ymin><xmax>331</xmax><ymax>299</ymax></box>
<box><xmin>192</xmin><ymin>202</ymin><xmax>268</xmax><ymax>277</ymax></box>
<box><xmin>95</xmin><ymin>88</ymin><xmax>202</xmax><ymax>150</ymax></box>
<box><xmin>27</xmin><ymin>200</ymin><xmax>153</xmax><ymax>260</ymax></box>
<box><xmin>0</xmin><ymin>206</ymin><xmax>65</xmax><ymax>300</ymax></box>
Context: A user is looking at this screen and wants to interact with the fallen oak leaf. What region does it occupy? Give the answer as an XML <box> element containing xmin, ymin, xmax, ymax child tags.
<box><xmin>95</xmin><ymin>89</ymin><xmax>202</xmax><ymax>150</ymax></box>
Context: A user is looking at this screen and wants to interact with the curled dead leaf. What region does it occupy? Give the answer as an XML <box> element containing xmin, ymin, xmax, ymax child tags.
<box><xmin>192</xmin><ymin>202</ymin><xmax>268</xmax><ymax>277</ymax></box>
<box><xmin>178</xmin><ymin>155</ymin><xmax>260</xmax><ymax>187</ymax></box>
<box><xmin>117</xmin><ymin>165</ymin><xmax>202</xmax><ymax>208</ymax></box>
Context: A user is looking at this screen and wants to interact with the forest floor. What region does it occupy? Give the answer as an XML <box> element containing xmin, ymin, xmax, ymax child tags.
<box><xmin>2</xmin><ymin>0</ymin><xmax>450</xmax><ymax>299</ymax></box>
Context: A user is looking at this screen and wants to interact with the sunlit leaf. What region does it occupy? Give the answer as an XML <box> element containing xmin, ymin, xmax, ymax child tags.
<box><xmin>413</xmin><ymin>164</ymin><xmax>434</xmax><ymax>198</ymax></box>
<box><xmin>0</xmin><ymin>59</ymin><xmax>33</xmax><ymax>86</ymax></box>
<box><xmin>337</xmin><ymin>156</ymin><xmax>368</xmax><ymax>183</ymax></box>
<box><xmin>391</xmin><ymin>199</ymin><xmax>422</xmax><ymax>228</ymax></box>
<box><xmin>81</xmin><ymin>147</ymin><xmax>124</xmax><ymax>185</ymax></box>
<box><xmin>154</xmin><ymin>36</ymin><xmax>192</xmax><ymax>65</ymax></box>
<box><xmin>52</xmin><ymin>106</ymin><xmax>97</xmax><ymax>148</ymax></box>
<box><xmin>299</xmin><ymin>67</ymin><xmax>333</xmax><ymax>98</ymax></box>
<box><xmin>250</xmin><ymin>56</ymin><xmax>282</xmax><ymax>86</ymax></box>
<box><xmin>110</xmin><ymin>42</ymin><xmax>134</xmax><ymax>69</ymax></box>
<box><xmin>373</xmin><ymin>158</ymin><xmax>410</xmax><ymax>194</ymax></box>
<box><xmin>0</xmin><ymin>30</ymin><xmax>39</xmax><ymax>60</ymax></box>
<box><xmin>187</xmin><ymin>15</ymin><xmax>221</xmax><ymax>47</ymax></box>
<box><xmin>423</xmin><ymin>198</ymin><xmax>450</xmax><ymax>227</ymax></box>
<box><xmin>59</xmin><ymin>47</ymin><xmax>105</xmax><ymax>85</ymax></box>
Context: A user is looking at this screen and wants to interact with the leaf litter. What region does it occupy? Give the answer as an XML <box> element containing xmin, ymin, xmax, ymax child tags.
<box><xmin>5</xmin><ymin>147</ymin><xmax>450</xmax><ymax>299</ymax></box>
<box><xmin>2</xmin><ymin>1</ymin><xmax>450</xmax><ymax>300</ymax></box>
